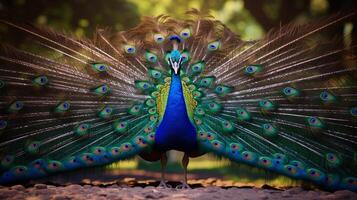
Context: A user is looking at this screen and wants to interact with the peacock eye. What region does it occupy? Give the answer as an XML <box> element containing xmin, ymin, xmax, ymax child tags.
<box><xmin>33</xmin><ymin>75</ymin><xmax>49</xmax><ymax>86</ymax></box>
<box><xmin>91</xmin><ymin>63</ymin><xmax>108</xmax><ymax>72</ymax></box>
<box><xmin>149</xmin><ymin>69</ymin><xmax>163</xmax><ymax>79</ymax></box>
<box><xmin>307</xmin><ymin>116</ymin><xmax>324</xmax><ymax>128</ymax></box>
<box><xmin>93</xmin><ymin>84</ymin><xmax>111</xmax><ymax>96</ymax></box>
<box><xmin>283</xmin><ymin>87</ymin><xmax>299</xmax><ymax>98</ymax></box>
<box><xmin>180</xmin><ymin>28</ymin><xmax>191</xmax><ymax>39</ymax></box>
<box><xmin>154</xmin><ymin>34</ymin><xmax>165</xmax><ymax>43</ymax></box>
<box><xmin>8</xmin><ymin>101</ymin><xmax>24</xmax><ymax>112</ymax></box>
<box><xmin>54</xmin><ymin>101</ymin><xmax>70</xmax><ymax>113</ymax></box>
<box><xmin>0</xmin><ymin>119</ymin><xmax>7</xmax><ymax>130</ymax></box>
<box><xmin>124</xmin><ymin>45</ymin><xmax>136</xmax><ymax>54</ymax></box>
<box><xmin>245</xmin><ymin>65</ymin><xmax>262</xmax><ymax>75</ymax></box>
<box><xmin>145</xmin><ymin>51</ymin><xmax>158</xmax><ymax>63</ymax></box>
<box><xmin>0</xmin><ymin>80</ymin><xmax>5</xmax><ymax>89</ymax></box>
<box><xmin>75</xmin><ymin>123</ymin><xmax>90</xmax><ymax>136</ymax></box>
<box><xmin>351</xmin><ymin>107</ymin><xmax>357</xmax><ymax>117</ymax></box>
<box><xmin>190</xmin><ymin>61</ymin><xmax>205</xmax><ymax>74</ymax></box>
<box><xmin>259</xmin><ymin>99</ymin><xmax>275</xmax><ymax>111</ymax></box>
<box><xmin>320</xmin><ymin>91</ymin><xmax>336</xmax><ymax>103</ymax></box>
<box><xmin>207</xmin><ymin>41</ymin><xmax>221</xmax><ymax>51</ymax></box>
<box><xmin>180</xmin><ymin>51</ymin><xmax>190</xmax><ymax>63</ymax></box>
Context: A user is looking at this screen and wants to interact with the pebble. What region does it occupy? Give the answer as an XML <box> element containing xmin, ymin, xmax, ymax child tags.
<box><xmin>34</xmin><ymin>184</ymin><xmax>47</xmax><ymax>189</ymax></box>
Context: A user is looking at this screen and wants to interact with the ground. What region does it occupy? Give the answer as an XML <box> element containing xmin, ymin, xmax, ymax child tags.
<box><xmin>0</xmin><ymin>177</ymin><xmax>356</xmax><ymax>200</ymax></box>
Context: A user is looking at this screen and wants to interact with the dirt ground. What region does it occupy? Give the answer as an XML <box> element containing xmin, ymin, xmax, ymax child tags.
<box><xmin>0</xmin><ymin>177</ymin><xmax>356</xmax><ymax>200</ymax></box>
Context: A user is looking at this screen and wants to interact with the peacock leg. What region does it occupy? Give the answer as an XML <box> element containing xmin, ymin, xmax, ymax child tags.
<box><xmin>176</xmin><ymin>153</ymin><xmax>191</xmax><ymax>189</ymax></box>
<box><xmin>158</xmin><ymin>152</ymin><xmax>171</xmax><ymax>188</ymax></box>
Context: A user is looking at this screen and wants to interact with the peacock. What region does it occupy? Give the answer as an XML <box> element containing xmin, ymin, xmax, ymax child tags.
<box><xmin>0</xmin><ymin>9</ymin><xmax>356</xmax><ymax>191</ymax></box>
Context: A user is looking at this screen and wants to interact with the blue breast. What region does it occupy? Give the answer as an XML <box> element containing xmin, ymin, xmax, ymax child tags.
<box><xmin>154</xmin><ymin>73</ymin><xmax>197</xmax><ymax>152</ymax></box>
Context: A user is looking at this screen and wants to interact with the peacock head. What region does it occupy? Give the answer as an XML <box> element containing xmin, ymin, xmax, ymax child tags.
<box><xmin>168</xmin><ymin>35</ymin><xmax>183</xmax><ymax>75</ymax></box>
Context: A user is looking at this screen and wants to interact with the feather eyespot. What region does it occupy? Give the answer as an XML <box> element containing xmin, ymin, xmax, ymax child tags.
<box><xmin>180</xmin><ymin>28</ymin><xmax>191</xmax><ymax>39</ymax></box>
<box><xmin>154</xmin><ymin>34</ymin><xmax>165</xmax><ymax>43</ymax></box>
<box><xmin>0</xmin><ymin>119</ymin><xmax>7</xmax><ymax>130</ymax></box>
<box><xmin>124</xmin><ymin>45</ymin><xmax>136</xmax><ymax>54</ymax></box>
<box><xmin>33</xmin><ymin>75</ymin><xmax>49</xmax><ymax>86</ymax></box>
<box><xmin>207</xmin><ymin>41</ymin><xmax>220</xmax><ymax>51</ymax></box>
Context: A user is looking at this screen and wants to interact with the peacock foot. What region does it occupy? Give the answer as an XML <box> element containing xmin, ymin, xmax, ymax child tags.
<box><xmin>175</xmin><ymin>181</ymin><xmax>191</xmax><ymax>189</ymax></box>
<box><xmin>158</xmin><ymin>180</ymin><xmax>172</xmax><ymax>189</ymax></box>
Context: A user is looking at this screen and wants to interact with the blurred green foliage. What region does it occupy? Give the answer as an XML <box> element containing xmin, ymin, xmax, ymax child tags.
<box><xmin>1</xmin><ymin>0</ymin><xmax>355</xmax><ymax>43</ymax></box>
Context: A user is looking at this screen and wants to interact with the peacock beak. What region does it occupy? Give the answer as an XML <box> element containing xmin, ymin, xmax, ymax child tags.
<box><xmin>172</xmin><ymin>62</ymin><xmax>179</xmax><ymax>74</ymax></box>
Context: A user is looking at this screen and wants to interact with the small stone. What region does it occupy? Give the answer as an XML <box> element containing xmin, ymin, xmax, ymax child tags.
<box><xmin>66</xmin><ymin>184</ymin><xmax>82</xmax><ymax>190</ymax></box>
<box><xmin>333</xmin><ymin>190</ymin><xmax>357</xmax><ymax>199</ymax></box>
<box><xmin>52</xmin><ymin>195</ymin><xmax>71</xmax><ymax>200</ymax></box>
<box><xmin>34</xmin><ymin>184</ymin><xmax>47</xmax><ymax>189</ymax></box>
<box><xmin>287</xmin><ymin>187</ymin><xmax>304</xmax><ymax>194</ymax></box>
<box><xmin>11</xmin><ymin>184</ymin><xmax>26</xmax><ymax>191</ymax></box>
<box><xmin>258</xmin><ymin>194</ymin><xmax>269</xmax><ymax>200</ymax></box>
<box><xmin>281</xmin><ymin>191</ymin><xmax>292</xmax><ymax>198</ymax></box>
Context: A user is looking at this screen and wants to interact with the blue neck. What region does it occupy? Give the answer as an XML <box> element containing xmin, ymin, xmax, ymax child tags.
<box><xmin>154</xmin><ymin>73</ymin><xmax>197</xmax><ymax>152</ymax></box>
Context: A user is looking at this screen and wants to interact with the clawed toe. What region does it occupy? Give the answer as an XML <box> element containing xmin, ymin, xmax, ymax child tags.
<box><xmin>175</xmin><ymin>181</ymin><xmax>191</xmax><ymax>189</ymax></box>
<box><xmin>158</xmin><ymin>180</ymin><xmax>172</xmax><ymax>188</ymax></box>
